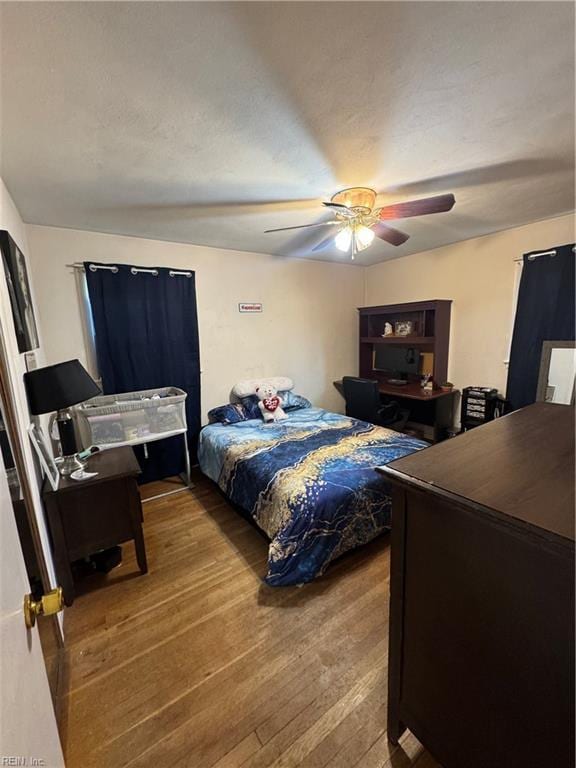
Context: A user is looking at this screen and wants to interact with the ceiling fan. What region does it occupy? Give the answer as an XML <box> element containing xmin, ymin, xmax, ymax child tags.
<box><xmin>264</xmin><ymin>187</ymin><xmax>455</xmax><ymax>259</ymax></box>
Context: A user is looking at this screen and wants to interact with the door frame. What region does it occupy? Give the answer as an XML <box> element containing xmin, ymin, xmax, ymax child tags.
<box><xmin>0</xmin><ymin>321</ymin><xmax>65</xmax><ymax>715</ymax></box>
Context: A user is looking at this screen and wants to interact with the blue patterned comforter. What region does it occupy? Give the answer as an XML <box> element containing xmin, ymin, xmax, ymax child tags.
<box><xmin>198</xmin><ymin>408</ymin><xmax>427</xmax><ymax>586</ymax></box>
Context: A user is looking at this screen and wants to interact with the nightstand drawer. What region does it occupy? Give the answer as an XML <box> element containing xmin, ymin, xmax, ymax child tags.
<box><xmin>58</xmin><ymin>478</ymin><xmax>136</xmax><ymax>559</ymax></box>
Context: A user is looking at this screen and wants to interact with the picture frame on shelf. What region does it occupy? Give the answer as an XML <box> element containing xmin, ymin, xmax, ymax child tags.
<box><xmin>395</xmin><ymin>320</ymin><xmax>414</xmax><ymax>337</ymax></box>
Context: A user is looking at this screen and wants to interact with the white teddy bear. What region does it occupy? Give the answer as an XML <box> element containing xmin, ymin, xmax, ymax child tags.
<box><xmin>256</xmin><ymin>383</ymin><xmax>288</xmax><ymax>423</ymax></box>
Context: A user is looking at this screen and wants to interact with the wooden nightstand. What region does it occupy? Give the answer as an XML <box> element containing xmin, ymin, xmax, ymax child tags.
<box><xmin>42</xmin><ymin>446</ymin><xmax>147</xmax><ymax>605</ymax></box>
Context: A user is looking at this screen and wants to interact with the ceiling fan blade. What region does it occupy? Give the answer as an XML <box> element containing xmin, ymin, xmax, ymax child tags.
<box><xmin>376</xmin><ymin>194</ymin><xmax>455</xmax><ymax>220</ymax></box>
<box><xmin>384</xmin><ymin>158</ymin><xmax>570</xmax><ymax>197</ymax></box>
<box><xmin>312</xmin><ymin>233</ymin><xmax>338</xmax><ymax>252</ymax></box>
<box><xmin>322</xmin><ymin>202</ymin><xmax>356</xmax><ymax>217</ymax></box>
<box><xmin>104</xmin><ymin>198</ymin><xmax>321</xmax><ymax>220</ymax></box>
<box><xmin>264</xmin><ymin>220</ymin><xmax>338</xmax><ymax>234</ymax></box>
<box><xmin>371</xmin><ymin>223</ymin><xmax>410</xmax><ymax>246</ymax></box>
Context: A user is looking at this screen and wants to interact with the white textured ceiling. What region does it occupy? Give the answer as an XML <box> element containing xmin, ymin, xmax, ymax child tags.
<box><xmin>1</xmin><ymin>2</ymin><xmax>574</xmax><ymax>265</ymax></box>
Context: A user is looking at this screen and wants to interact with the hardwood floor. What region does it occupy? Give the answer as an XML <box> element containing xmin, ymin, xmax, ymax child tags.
<box><xmin>60</xmin><ymin>472</ymin><xmax>441</xmax><ymax>768</ymax></box>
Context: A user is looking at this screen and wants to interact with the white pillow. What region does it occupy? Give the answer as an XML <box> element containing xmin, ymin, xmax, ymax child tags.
<box><xmin>232</xmin><ymin>377</ymin><xmax>294</xmax><ymax>399</ymax></box>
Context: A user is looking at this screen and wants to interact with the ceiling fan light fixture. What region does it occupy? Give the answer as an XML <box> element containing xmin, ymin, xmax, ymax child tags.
<box><xmin>356</xmin><ymin>225</ymin><xmax>375</xmax><ymax>250</ymax></box>
<box><xmin>265</xmin><ymin>187</ymin><xmax>454</xmax><ymax>256</ymax></box>
<box><xmin>335</xmin><ymin>227</ymin><xmax>353</xmax><ymax>252</ymax></box>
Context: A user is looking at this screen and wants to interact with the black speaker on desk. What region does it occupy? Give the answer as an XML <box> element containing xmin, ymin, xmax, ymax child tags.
<box><xmin>460</xmin><ymin>387</ymin><xmax>505</xmax><ymax>431</ymax></box>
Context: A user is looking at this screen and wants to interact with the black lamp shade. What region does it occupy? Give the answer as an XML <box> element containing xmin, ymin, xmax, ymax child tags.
<box><xmin>24</xmin><ymin>359</ymin><xmax>102</xmax><ymax>414</ymax></box>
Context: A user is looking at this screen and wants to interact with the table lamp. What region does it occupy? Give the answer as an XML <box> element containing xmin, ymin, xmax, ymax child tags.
<box><xmin>24</xmin><ymin>360</ymin><xmax>102</xmax><ymax>476</ymax></box>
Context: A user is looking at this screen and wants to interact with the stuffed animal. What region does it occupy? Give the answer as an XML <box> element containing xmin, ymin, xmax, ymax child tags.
<box><xmin>256</xmin><ymin>383</ymin><xmax>288</xmax><ymax>423</ymax></box>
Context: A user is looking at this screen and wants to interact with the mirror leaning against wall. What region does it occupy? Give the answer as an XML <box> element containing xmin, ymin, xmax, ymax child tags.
<box><xmin>537</xmin><ymin>341</ymin><xmax>576</xmax><ymax>405</ymax></box>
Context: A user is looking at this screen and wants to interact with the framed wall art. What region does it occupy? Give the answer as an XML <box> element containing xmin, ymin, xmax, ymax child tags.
<box><xmin>0</xmin><ymin>230</ymin><xmax>39</xmax><ymax>353</ymax></box>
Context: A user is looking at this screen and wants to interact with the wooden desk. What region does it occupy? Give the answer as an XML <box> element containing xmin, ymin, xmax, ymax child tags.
<box><xmin>42</xmin><ymin>447</ymin><xmax>147</xmax><ymax>605</ymax></box>
<box><xmin>333</xmin><ymin>379</ymin><xmax>457</xmax><ymax>441</ymax></box>
<box><xmin>378</xmin><ymin>403</ymin><xmax>575</xmax><ymax>768</ymax></box>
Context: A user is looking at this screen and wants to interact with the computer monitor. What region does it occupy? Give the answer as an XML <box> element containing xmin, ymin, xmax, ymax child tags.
<box><xmin>373</xmin><ymin>346</ymin><xmax>420</xmax><ymax>378</ymax></box>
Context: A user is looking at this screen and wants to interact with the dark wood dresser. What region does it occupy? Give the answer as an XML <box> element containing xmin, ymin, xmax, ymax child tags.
<box><xmin>378</xmin><ymin>402</ymin><xmax>575</xmax><ymax>768</ymax></box>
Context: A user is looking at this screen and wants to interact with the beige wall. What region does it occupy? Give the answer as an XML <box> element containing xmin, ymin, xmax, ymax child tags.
<box><xmin>26</xmin><ymin>225</ymin><xmax>364</xmax><ymax>419</ymax></box>
<box><xmin>23</xmin><ymin>213</ymin><xmax>576</xmax><ymax>429</ymax></box>
<box><xmin>364</xmin><ymin>214</ymin><xmax>575</xmax><ymax>396</ymax></box>
<box><xmin>0</xmin><ymin>178</ymin><xmax>59</xmax><ymax>593</ymax></box>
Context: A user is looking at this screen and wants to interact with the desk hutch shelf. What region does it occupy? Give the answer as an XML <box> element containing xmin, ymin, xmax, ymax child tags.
<box><xmin>358</xmin><ymin>300</ymin><xmax>451</xmax><ymax>385</ymax></box>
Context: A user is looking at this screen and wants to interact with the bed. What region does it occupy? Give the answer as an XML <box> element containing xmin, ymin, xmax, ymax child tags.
<box><xmin>198</xmin><ymin>406</ymin><xmax>427</xmax><ymax>586</ymax></box>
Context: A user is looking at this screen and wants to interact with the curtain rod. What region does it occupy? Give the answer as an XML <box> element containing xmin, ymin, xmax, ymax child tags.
<box><xmin>66</xmin><ymin>262</ymin><xmax>192</xmax><ymax>277</ymax></box>
<box><xmin>514</xmin><ymin>245</ymin><xmax>575</xmax><ymax>264</ymax></box>
<box><xmin>514</xmin><ymin>249</ymin><xmax>556</xmax><ymax>263</ymax></box>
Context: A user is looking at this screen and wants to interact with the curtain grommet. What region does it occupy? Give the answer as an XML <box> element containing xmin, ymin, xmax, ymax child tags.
<box><xmin>89</xmin><ymin>264</ymin><xmax>118</xmax><ymax>273</ymax></box>
<box><xmin>130</xmin><ymin>267</ymin><xmax>158</xmax><ymax>276</ymax></box>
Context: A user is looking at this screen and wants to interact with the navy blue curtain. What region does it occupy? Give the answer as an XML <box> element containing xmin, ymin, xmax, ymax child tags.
<box><xmin>506</xmin><ymin>243</ymin><xmax>575</xmax><ymax>411</ymax></box>
<box><xmin>84</xmin><ymin>262</ymin><xmax>200</xmax><ymax>483</ymax></box>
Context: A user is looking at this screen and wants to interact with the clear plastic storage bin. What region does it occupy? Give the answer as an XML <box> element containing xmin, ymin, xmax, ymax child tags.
<box><xmin>75</xmin><ymin>387</ymin><xmax>187</xmax><ymax>450</ymax></box>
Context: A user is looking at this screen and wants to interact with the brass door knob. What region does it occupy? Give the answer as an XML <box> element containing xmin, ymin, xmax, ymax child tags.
<box><xmin>24</xmin><ymin>587</ymin><xmax>64</xmax><ymax>629</ymax></box>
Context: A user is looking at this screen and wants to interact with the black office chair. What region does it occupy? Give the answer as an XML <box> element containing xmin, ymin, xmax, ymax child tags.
<box><xmin>342</xmin><ymin>377</ymin><xmax>410</xmax><ymax>431</ymax></box>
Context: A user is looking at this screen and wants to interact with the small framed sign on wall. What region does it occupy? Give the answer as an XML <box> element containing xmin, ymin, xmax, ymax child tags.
<box><xmin>239</xmin><ymin>302</ymin><xmax>263</xmax><ymax>313</ymax></box>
